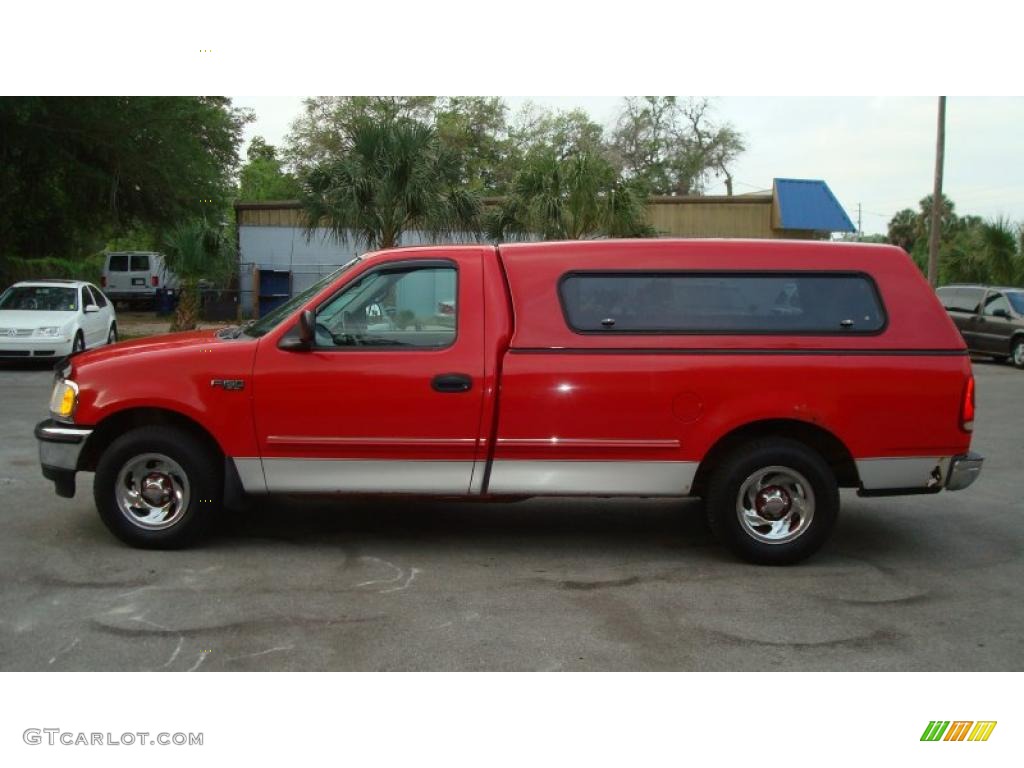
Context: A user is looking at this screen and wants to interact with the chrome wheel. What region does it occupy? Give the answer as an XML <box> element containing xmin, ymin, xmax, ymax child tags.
<box><xmin>736</xmin><ymin>465</ymin><xmax>815</xmax><ymax>544</ymax></box>
<box><xmin>115</xmin><ymin>453</ymin><xmax>190</xmax><ymax>530</ymax></box>
<box><xmin>1013</xmin><ymin>341</ymin><xmax>1024</xmax><ymax>367</ymax></box>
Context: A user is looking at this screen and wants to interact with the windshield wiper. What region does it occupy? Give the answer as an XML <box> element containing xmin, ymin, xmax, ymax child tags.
<box><xmin>233</xmin><ymin>319</ymin><xmax>258</xmax><ymax>338</ymax></box>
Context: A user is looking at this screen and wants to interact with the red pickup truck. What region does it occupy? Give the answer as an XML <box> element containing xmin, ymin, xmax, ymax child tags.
<box><xmin>36</xmin><ymin>240</ymin><xmax>983</xmax><ymax>564</ymax></box>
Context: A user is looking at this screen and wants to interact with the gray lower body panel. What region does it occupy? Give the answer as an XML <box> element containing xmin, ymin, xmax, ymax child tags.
<box><xmin>249</xmin><ymin>458</ymin><xmax>475</xmax><ymax>495</ymax></box>
<box><xmin>234</xmin><ymin>457</ymin><xmax>698</xmax><ymax>497</ymax></box>
<box><xmin>855</xmin><ymin>456</ymin><xmax>951</xmax><ymax>491</ymax></box>
<box><xmin>486</xmin><ymin>460</ymin><xmax>698</xmax><ymax>496</ymax></box>
<box><xmin>234</xmin><ymin>455</ymin><xmax>978</xmax><ymax>499</ymax></box>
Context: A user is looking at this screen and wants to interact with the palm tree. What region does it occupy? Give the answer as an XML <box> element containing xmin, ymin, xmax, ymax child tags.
<box><xmin>978</xmin><ymin>217</ymin><xmax>1022</xmax><ymax>285</ymax></box>
<box><xmin>162</xmin><ymin>220</ymin><xmax>236</xmax><ymax>331</ymax></box>
<box><xmin>300</xmin><ymin>117</ymin><xmax>482</xmax><ymax>250</ymax></box>
<box><xmin>487</xmin><ymin>150</ymin><xmax>655</xmax><ymax>241</ymax></box>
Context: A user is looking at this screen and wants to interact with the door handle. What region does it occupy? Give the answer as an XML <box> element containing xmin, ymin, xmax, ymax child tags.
<box><xmin>432</xmin><ymin>373</ymin><xmax>472</xmax><ymax>393</ymax></box>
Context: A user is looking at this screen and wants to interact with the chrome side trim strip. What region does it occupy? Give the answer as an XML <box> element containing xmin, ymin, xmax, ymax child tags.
<box><xmin>496</xmin><ymin>437</ymin><xmax>681</xmax><ymax>450</ymax></box>
<box><xmin>855</xmin><ymin>456</ymin><xmax>951</xmax><ymax>490</ymax></box>
<box><xmin>486</xmin><ymin>460</ymin><xmax>698</xmax><ymax>496</ymax></box>
<box><xmin>260</xmin><ymin>458</ymin><xmax>474</xmax><ymax>494</ymax></box>
<box><xmin>233</xmin><ymin>458</ymin><xmax>268</xmax><ymax>494</ymax></box>
<box><xmin>266</xmin><ymin>435</ymin><xmax>477</xmax><ymax>450</ymax></box>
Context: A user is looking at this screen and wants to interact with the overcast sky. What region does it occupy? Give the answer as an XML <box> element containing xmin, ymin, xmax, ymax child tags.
<box><xmin>232</xmin><ymin>96</ymin><xmax>1024</xmax><ymax>235</ymax></box>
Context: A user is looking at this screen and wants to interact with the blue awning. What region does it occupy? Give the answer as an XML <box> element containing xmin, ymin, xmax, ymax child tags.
<box><xmin>774</xmin><ymin>178</ymin><xmax>856</xmax><ymax>232</ymax></box>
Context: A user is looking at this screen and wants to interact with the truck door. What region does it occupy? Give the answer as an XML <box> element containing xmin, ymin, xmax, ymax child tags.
<box><xmin>251</xmin><ymin>252</ymin><xmax>486</xmax><ymax>495</ymax></box>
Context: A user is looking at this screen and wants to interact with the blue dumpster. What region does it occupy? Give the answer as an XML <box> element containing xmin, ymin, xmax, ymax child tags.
<box><xmin>155</xmin><ymin>287</ymin><xmax>178</xmax><ymax>316</ymax></box>
<box><xmin>257</xmin><ymin>269</ymin><xmax>292</xmax><ymax>317</ymax></box>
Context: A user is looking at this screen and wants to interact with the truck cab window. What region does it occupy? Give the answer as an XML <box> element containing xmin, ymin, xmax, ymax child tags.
<box><xmin>315</xmin><ymin>265</ymin><xmax>457</xmax><ymax>349</ymax></box>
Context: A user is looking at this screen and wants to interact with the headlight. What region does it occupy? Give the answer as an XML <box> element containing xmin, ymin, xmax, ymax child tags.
<box><xmin>49</xmin><ymin>379</ymin><xmax>79</xmax><ymax>422</ymax></box>
<box><xmin>35</xmin><ymin>327</ymin><xmax>63</xmax><ymax>337</ymax></box>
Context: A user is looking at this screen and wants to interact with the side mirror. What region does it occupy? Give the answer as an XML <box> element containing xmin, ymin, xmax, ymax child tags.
<box><xmin>993</xmin><ymin>308</ymin><xmax>1011</xmax><ymax>319</ymax></box>
<box><xmin>278</xmin><ymin>309</ymin><xmax>315</xmax><ymax>351</ymax></box>
<box><xmin>84</xmin><ymin>304</ymin><xmax>100</xmax><ymax>314</ymax></box>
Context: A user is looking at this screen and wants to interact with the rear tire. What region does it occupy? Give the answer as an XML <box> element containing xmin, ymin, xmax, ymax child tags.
<box><xmin>93</xmin><ymin>426</ymin><xmax>222</xmax><ymax>549</ymax></box>
<box><xmin>1012</xmin><ymin>338</ymin><xmax>1024</xmax><ymax>369</ymax></box>
<box><xmin>706</xmin><ymin>438</ymin><xmax>838</xmax><ymax>565</ymax></box>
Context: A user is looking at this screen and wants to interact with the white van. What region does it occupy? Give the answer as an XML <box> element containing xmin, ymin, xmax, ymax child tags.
<box><xmin>101</xmin><ymin>252</ymin><xmax>179</xmax><ymax>306</ymax></box>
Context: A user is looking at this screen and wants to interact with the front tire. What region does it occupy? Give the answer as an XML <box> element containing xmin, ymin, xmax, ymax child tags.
<box><xmin>71</xmin><ymin>332</ymin><xmax>85</xmax><ymax>355</ymax></box>
<box><xmin>93</xmin><ymin>426</ymin><xmax>222</xmax><ymax>548</ymax></box>
<box><xmin>706</xmin><ymin>438</ymin><xmax>839</xmax><ymax>565</ymax></box>
<box><xmin>107</xmin><ymin>324</ymin><xmax>117</xmax><ymax>345</ymax></box>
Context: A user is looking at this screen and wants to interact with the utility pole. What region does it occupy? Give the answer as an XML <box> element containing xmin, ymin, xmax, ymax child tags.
<box><xmin>857</xmin><ymin>203</ymin><xmax>862</xmax><ymax>241</ymax></box>
<box><xmin>927</xmin><ymin>96</ymin><xmax>947</xmax><ymax>287</ymax></box>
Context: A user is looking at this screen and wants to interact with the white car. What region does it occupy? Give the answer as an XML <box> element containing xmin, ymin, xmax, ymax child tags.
<box><xmin>0</xmin><ymin>280</ymin><xmax>118</xmax><ymax>360</ymax></box>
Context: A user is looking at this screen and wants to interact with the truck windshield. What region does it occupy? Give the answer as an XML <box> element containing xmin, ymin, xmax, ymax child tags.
<box><xmin>243</xmin><ymin>259</ymin><xmax>360</xmax><ymax>338</ymax></box>
<box><xmin>1007</xmin><ymin>291</ymin><xmax>1024</xmax><ymax>315</ymax></box>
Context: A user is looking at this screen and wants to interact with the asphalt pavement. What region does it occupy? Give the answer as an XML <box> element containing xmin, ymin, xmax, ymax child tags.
<box><xmin>0</xmin><ymin>357</ymin><xmax>1020</xmax><ymax>671</ymax></box>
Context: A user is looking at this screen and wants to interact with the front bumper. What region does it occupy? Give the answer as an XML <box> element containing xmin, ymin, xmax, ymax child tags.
<box><xmin>36</xmin><ymin>419</ymin><xmax>92</xmax><ymax>498</ymax></box>
<box><xmin>0</xmin><ymin>337</ymin><xmax>74</xmax><ymax>359</ymax></box>
<box><xmin>945</xmin><ymin>451</ymin><xmax>984</xmax><ymax>491</ymax></box>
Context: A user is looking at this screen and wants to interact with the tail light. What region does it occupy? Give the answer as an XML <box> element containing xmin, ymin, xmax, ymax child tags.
<box><xmin>100</xmin><ymin>275</ymin><xmax>106</xmax><ymax>287</ymax></box>
<box><xmin>151</xmin><ymin>275</ymin><xmax>159</xmax><ymax>287</ymax></box>
<box><xmin>960</xmin><ymin>375</ymin><xmax>975</xmax><ymax>432</ymax></box>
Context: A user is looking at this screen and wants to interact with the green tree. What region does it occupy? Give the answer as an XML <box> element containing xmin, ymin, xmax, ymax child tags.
<box><xmin>507</xmin><ymin>102</ymin><xmax>607</xmax><ymax>161</ymax></box>
<box><xmin>162</xmin><ymin>219</ymin><xmax>237</xmax><ymax>332</ymax></box>
<box><xmin>891</xmin><ymin>196</ymin><xmax>1024</xmax><ymax>286</ymax></box>
<box><xmin>914</xmin><ymin>193</ymin><xmax>959</xmax><ymax>243</ymax></box>
<box><xmin>288</xmin><ymin>97</ymin><xmax>515</xmax><ymax>194</ymax></box>
<box><xmin>487</xmin><ymin>150</ymin><xmax>654</xmax><ymax>241</ymax></box>
<box><xmin>300</xmin><ymin>117</ymin><xmax>483</xmax><ymax>250</ymax></box>
<box><xmin>434</xmin><ymin>97</ymin><xmax>511</xmax><ymax>193</ymax></box>
<box><xmin>238</xmin><ymin>137</ymin><xmax>301</xmax><ymax>200</ymax></box>
<box><xmin>972</xmin><ymin>218</ymin><xmax>1021</xmax><ymax>285</ymax></box>
<box><xmin>887</xmin><ymin>208</ymin><xmax>918</xmax><ymax>252</ymax></box>
<box><xmin>0</xmin><ymin>97</ymin><xmax>250</xmax><ymax>259</ymax></box>
<box><xmin>285</xmin><ymin>96</ymin><xmax>438</xmax><ymax>172</ymax></box>
<box><xmin>609</xmin><ymin>97</ymin><xmax>745</xmax><ymax>195</ymax></box>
